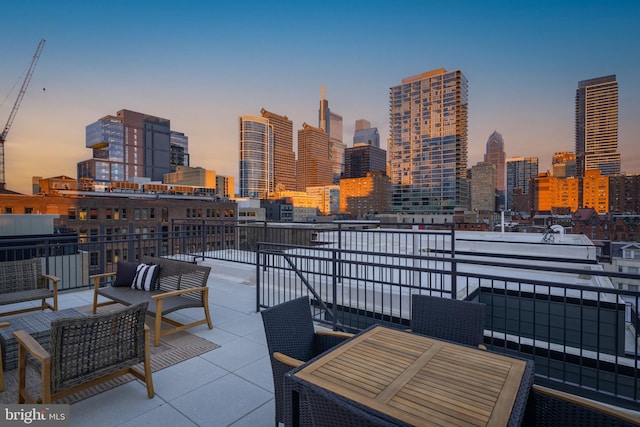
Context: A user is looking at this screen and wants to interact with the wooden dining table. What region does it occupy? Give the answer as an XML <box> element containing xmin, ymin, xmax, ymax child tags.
<box><xmin>287</xmin><ymin>325</ymin><xmax>534</xmax><ymax>427</ymax></box>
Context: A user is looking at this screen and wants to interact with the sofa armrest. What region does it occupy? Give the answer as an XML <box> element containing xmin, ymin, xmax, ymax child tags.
<box><xmin>150</xmin><ymin>286</ymin><xmax>208</xmax><ymax>300</ymax></box>
<box><xmin>13</xmin><ymin>330</ymin><xmax>50</xmax><ymax>363</ymax></box>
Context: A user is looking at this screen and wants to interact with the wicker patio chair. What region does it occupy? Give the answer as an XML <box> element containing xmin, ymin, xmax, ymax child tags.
<box><xmin>303</xmin><ymin>380</ymin><xmax>412</xmax><ymax>427</ymax></box>
<box><xmin>410</xmin><ymin>294</ymin><xmax>486</xmax><ymax>348</ymax></box>
<box><xmin>13</xmin><ymin>302</ymin><xmax>154</xmax><ymax>404</ymax></box>
<box><xmin>260</xmin><ymin>296</ymin><xmax>353</xmax><ymax>427</ymax></box>
<box><xmin>0</xmin><ymin>321</ymin><xmax>7</xmax><ymax>391</ymax></box>
<box><xmin>526</xmin><ymin>385</ymin><xmax>640</xmax><ymax>427</ymax></box>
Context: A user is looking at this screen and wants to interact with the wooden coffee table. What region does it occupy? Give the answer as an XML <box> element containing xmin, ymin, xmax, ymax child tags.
<box><xmin>0</xmin><ymin>308</ymin><xmax>84</xmax><ymax>371</ymax></box>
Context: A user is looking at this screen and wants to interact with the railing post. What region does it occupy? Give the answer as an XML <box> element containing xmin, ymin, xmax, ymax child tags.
<box><xmin>332</xmin><ymin>248</ymin><xmax>338</xmax><ymax>330</ymax></box>
<box><xmin>201</xmin><ymin>219</ymin><xmax>207</xmax><ymax>260</ymax></box>
<box><xmin>450</xmin><ymin>223</ymin><xmax>457</xmax><ymax>299</ymax></box>
<box><xmin>256</xmin><ymin>242</ymin><xmax>262</xmax><ymax>312</ymax></box>
<box><xmin>337</xmin><ymin>223</ymin><xmax>342</xmax><ymax>283</ymax></box>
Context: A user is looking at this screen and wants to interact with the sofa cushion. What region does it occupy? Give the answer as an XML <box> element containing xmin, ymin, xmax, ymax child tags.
<box><xmin>113</xmin><ymin>261</ymin><xmax>140</xmax><ymax>287</ymax></box>
<box><xmin>132</xmin><ymin>263</ymin><xmax>160</xmax><ymax>291</ymax></box>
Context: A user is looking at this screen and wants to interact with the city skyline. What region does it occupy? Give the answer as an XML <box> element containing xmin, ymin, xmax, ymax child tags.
<box><xmin>1</xmin><ymin>1</ymin><xmax>639</xmax><ymax>195</ymax></box>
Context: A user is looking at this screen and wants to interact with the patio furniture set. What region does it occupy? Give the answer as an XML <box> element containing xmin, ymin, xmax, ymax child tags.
<box><xmin>0</xmin><ymin>256</ymin><xmax>212</xmax><ymax>403</ymax></box>
<box><xmin>262</xmin><ymin>295</ymin><xmax>639</xmax><ymax>427</ymax></box>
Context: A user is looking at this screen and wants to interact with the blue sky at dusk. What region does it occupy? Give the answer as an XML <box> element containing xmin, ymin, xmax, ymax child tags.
<box><xmin>1</xmin><ymin>0</ymin><xmax>638</xmax><ymax>194</ymax></box>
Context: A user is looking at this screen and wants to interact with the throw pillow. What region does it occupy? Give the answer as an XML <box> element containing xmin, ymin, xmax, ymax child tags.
<box><xmin>132</xmin><ymin>263</ymin><xmax>159</xmax><ymax>291</ymax></box>
<box><xmin>113</xmin><ymin>261</ymin><xmax>140</xmax><ymax>287</ymax></box>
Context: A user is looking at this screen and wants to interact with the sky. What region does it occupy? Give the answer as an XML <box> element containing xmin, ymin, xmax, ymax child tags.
<box><xmin>1</xmin><ymin>0</ymin><xmax>639</xmax><ymax>195</ymax></box>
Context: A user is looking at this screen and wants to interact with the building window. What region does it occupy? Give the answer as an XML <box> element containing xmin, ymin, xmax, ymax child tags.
<box><xmin>79</xmin><ymin>228</ymin><xmax>88</xmax><ymax>243</ymax></box>
<box><xmin>161</xmin><ymin>207</ymin><xmax>168</xmax><ymax>222</ymax></box>
<box><xmin>68</xmin><ymin>207</ymin><xmax>76</xmax><ymax>219</ymax></box>
<box><xmin>90</xmin><ymin>252</ymin><xmax>99</xmax><ymax>268</ymax></box>
<box><xmin>106</xmin><ymin>227</ymin><xmax>112</xmax><ymax>241</ymax></box>
<box><xmin>150</xmin><ymin>208</ymin><xmax>155</xmax><ymax>219</ymax></box>
<box><xmin>113</xmin><ymin>208</ymin><xmax>120</xmax><ymax>220</ymax></box>
<box><xmin>79</xmin><ymin>208</ymin><xmax>88</xmax><ymax>220</ymax></box>
<box><xmin>24</xmin><ymin>207</ymin><xmax>34</xmax><ymax>214</ymax></box>
<box><xmin>90</xmin><ymin>208</ymin><xmax>98</xmax><ymax>220</ymax></box>
<box><xmin>142</xmin><ymin>209</ymin><xmax>148</xmax><ymax>220</ymax></box>
<box><xmin>4</xmin><ymin>207</ymin><xmax>12</xmax><ymax>214</ymax></box>
<box><xmin>135</xmin><ymin>208</ymin><xmax>141</xmax><ymax>220</ymax></box>
<box><xmin>106</xmin><ymin>208</ymin><xmax>112</xmax><ymax>220</ymax></box>
<box><xmin>106</xmin><ymin>249</ymin><xmax>113</xmax><ymax>263</ymax></box>
<box><xmin>122</xmin><ymin>208</ymin><xmax>127</xmax><ymax>220</ymax></box>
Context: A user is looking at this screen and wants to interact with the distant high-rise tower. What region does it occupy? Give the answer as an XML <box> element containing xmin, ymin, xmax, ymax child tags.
<box><xmin>260</xmin><ymin>108</ymin><xmax>296</xmax><ymax>191</ymax></box>
<box><xmin>506</xmin><ymin>157</ymin><xmax>538</xmax><ymax>211</ymax></box>
<box><xmin>575</xmin><ymin>75</ymin><xmax>620</xmax><ymax>177</ymax></box>
<box><xmin>388</xmin><ymin>68</ymin><xmax>469</xmax><ymax>214</ymax></box>
<box><xmin>78</xmin><ymin>109</ymin><xmax>186</xmax><ymax>187</ymax></box>
<box><xmin>297</xmin><ymin>123</ymin><xmax>333</xmax><ymax>191</ymax></box>
<box><xmin>484</xmin><ymin>131</ymin><xmax>505</xmax><ymax>192</ymax></box>
<box><xmin>345</xmin><ymin>119</ymin><xmax>385</xmax><ymax>179</ymax></box>
<box><xmin>239</xmin><ymin>114</ymin><xmax>273</xmax><ymax>199</ymax></box>
<box><xmin>319</xmin><ymin>86</ymin><xmax>345</xmax><ymax>184</ymax></box>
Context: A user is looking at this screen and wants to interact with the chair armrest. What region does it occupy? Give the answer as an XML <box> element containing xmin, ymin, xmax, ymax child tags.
<box><xmin>41</xmin><ymin>274</ymin><xmax>60</xmax><ymax>290</ymax></box>
<box><xmin>315</xmin><ymin>330</ymin><xmax>354</xmax><ymax>339</ymax></box>
<box><xmin>274</xmin><ymin>351</ymin><xmax>304</xmax><ymax>368</ymax></box>
<box><xmin>13</xmin><ymin>330</ymin><xmax>51</xmax><ymax>364</ymax></box>
<box><xmin>0</xmin><ymin>322</ymin><xmax>9</xmax><ymax>329</ymax></box>
<box><xmin>151</xmin><ymin>287</ymin><xmax>208</xmax><ymax>299</ymax></box>
<box><xmin>532</xmin><ymin>385</ymin><xmax>640</xmax><ymax>425</ymax></box>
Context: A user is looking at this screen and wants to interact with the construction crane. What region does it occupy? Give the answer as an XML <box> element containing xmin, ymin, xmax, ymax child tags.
<box><xmin>0</xmin><ymin>38</ymin><xmax>46</xmax><ymax>191</ymax></box>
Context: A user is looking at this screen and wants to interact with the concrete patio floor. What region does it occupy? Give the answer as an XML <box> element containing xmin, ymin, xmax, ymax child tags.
<box><xmin>4</xmin><ymin>259</ymin><xmax>276</xmax><ymax>427</ymax></box>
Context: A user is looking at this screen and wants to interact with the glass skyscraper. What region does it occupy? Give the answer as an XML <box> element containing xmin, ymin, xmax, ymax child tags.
<box><xmin>239</xmin><ymin>114</ymin><xmax>273</xmax><ymax>199</ymax></box>
<box><xmin>388</xmin><ymin>68</ymin><xmax>468</xmax><ymax>214</ymax></box>
<box><xmin>78</xmin><ymin>109</ymin><xmax>184</xmax><ymax>187</ymax></box>
<box><xmin>506</xmin><ymin>157</ymin><xmax>538</xmax><ymax>211</ymax></box>
<box><xmin>575</xmin><ymin>75</ymin><xmax>620</xmax><ymax>177</ymax></box>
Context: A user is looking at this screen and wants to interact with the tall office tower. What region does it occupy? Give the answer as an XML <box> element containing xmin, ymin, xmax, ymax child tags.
<box><xmin>551</xmin><ymin>152</ymin><xmax>577</xmax><ymax>178</ymax></box>
<box><xmin>239</xmin><ymin>114</ymin><xmax>273</xmax><ymax>199</ymax></box>
<box><xmin>505</xmin><ymin>157</ymin><xmax>538</xmax><ymax>211</ymax></box>
<box><xmin>260</xmin><ymin>108</ymin><xmax>296</xmax><ymax>191</ymax></box>
<box><xmin>355</xmin><ymin>119</ymin><xmax>371</xmax><ymax>132</ymax></box>
<box><xmin>575</xmin><ymin>75</ymin><xmax>620</xmax><ymax>177</ymax></box>
<box><xmin>388</xmin><ymin>68</ymin><xmax>469</xmax><ymax>214</ymax></box>
<box><xmin>470</xmin><ymin>162</ymin><xmax>496</xmax><ymax>213</ymax></box>
<box><xmin>345</xmin><ymin>119</ymin><xmax>385</xmax><ymax>179</ymax></box>
<box><xmin>319</xmin><ymin>86</ymin><xmax>345</xmax><ymax>183</ymax></box>
<box><xmin>170</xmin><ymin>131</ymin><xmax>189</xmax><ymax>171</ymax></box>
<box><xmin>484</xmin><ymin>131</ymin><xmax>506</xmax><ymax>192</ymax></box>
<box><xmin>353</xmin><ymin>119</ymin><xmax>381</xmax><ymax>148</ymax></box>
<box><xmin>296</xmin><ymin>123</ymin><xmax>333</xmax><ymax>191</ymax></box>
<box><xmin>78</xmin><ymin>109</ymin><xmax>185</xmax><ymax>187</ymax></box>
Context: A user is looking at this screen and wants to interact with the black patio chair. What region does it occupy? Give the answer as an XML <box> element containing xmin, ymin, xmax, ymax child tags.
<box><xmin>260</xmin><ymin>296</ymin><xmax>353</xmax><ymax>427</ymax></box>
<box><xmin>303</xmin><ymin>380</ymin><xmax>412</xmax><ymax>427</ymax></box>
<box><xmin>525</xmin><ymin>385</ymin><xmax>640</xmax><ymax>426</ymax></box>
<box><xmin>410</xmin><ymin>294</ymin><xmax>486</xmax><ymax>348</ymax></box>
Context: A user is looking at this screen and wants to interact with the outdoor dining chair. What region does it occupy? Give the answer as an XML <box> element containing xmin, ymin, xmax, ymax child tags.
<box><xmin>13</xmin><ymin>302</ymin><xmax>154</xmax><ymax>404</ymax></box>
<box><xmin>260</xmin><ymin>296</ymin><xmax>353</xmax><ymax>427</ymax></box>
<box><xmin>304</xmin><ymin>379</ymin><xmax>412</xmax><ymax>427</ymax></box>
<box><xmin>410</xmin><ymin>294</ymin><xmax>487</xmax><ymax>348</ymax></box>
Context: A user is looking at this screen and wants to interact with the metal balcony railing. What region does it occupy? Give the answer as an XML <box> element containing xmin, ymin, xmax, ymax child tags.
<box><xmin>0</xmin><ymin>220</ymin><xmax>638</xmax><ymax>411</ymax></box>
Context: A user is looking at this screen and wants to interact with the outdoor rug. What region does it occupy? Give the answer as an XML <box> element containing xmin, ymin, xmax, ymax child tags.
<box><xmin>0</xmin><ymin>304</ymin><xmax>220</xmax><ymax>404</ymax></box>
